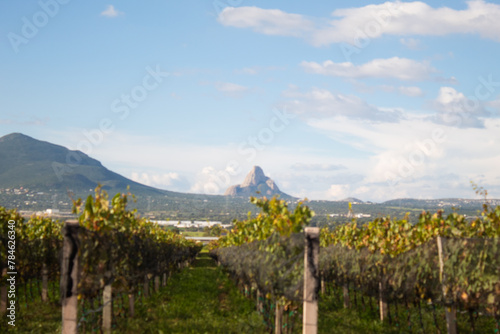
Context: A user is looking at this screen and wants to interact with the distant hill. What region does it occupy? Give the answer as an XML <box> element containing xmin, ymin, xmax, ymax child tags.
<box><xmin>340</xmin><ymin>197</ymin><xmax>364</xmax><ymax>203</ymax></box>
<box><xmin>0</xmin><ymin>133</ymin><xmax>174</xmax><ymax>196</ymax></box>
<box><xmin>224</xmin><ymin>166</ymin><xmax>295</xmax><ymax>199</ymax></box>
<box><xmin>382</xmin><ymin>198</ymin><xmax>500</xmax><ymax>208</ymax></box>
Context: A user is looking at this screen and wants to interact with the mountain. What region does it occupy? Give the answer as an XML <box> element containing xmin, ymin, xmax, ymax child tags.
<box><xmin>0</xmin><ymin>133</ymin><xmax>171</xmax><ymax>196</ymax></box>
<box><xmin>224</xmin><ymin>166</ymin><xmax>294</xmax><ymax>199</ymax></box>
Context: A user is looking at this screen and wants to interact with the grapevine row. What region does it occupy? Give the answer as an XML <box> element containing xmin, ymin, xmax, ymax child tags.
<box><xmin>210</xmin><ymin>196</ymin><xmax>500</xmax><ymax>332</ymax></box>
<box><xmin>1</xmin><ymin>186</ymin><xmax>202</xmax><ymax>331</ymax></box>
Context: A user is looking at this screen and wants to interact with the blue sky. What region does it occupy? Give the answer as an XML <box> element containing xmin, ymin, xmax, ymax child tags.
<box><xmin>1</xmin><ymin>0</ymin><xmax>500</xmax><ymax>201</ymax></box>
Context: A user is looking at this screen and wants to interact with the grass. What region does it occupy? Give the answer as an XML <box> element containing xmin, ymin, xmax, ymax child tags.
<box><xmin>319</xmin><ymin>292</ymin><xmax>402</xmax><ymax>334</ymax></box>
<box><xmin>116</xmin><ymin>249</ymin><xmax>266</xmax><ymax>333</ymax></box>
<box><xmin>318</xmin><ymin>286</ymin><xmax>499</xmax><ymax>334</ymax></box>
<box><xmin>181</xmin><ymin>231</ymin><xmax>207</xmax><ymax>237</ymax></box>
<box><xmin>0</xmin><ymin>281</ymin><xmax>62</xmax><ymax>333</ymax></box>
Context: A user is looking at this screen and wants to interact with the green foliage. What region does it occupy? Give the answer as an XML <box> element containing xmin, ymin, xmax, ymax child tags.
<box><xmin>0</xmin><ymin>206</ymin><xmax>24</xmax><ymax>262</ymax></box>
<box><xmin>212</xmin><ymin>196</ymin><xmax>314</xmax><ymax>249</ymax></box>
<box><xmin>72</xmin><ymin>185</ymin><xmax>202</xmax><ymax>299</ymax></box>
<box><xmin>319</xmin><ymin>203</ymin><xmax>500</xmax><ymax>322</ymax></box>
<box><xmin>0</xmin><ymin>207</ymin><xmax>24</xmax><ymax>286</ymax></box>
<box><xmin>1</xmin><ymin>207</ymin><xmax>63</xmax><ymax>284</ymax></box>
<box><xmin>204</xmin><ymin>224</ymin><xmax>226</xmax><ymax>237</ymax></box>
<box><xmin>321</xmin><ymin>204</ymin><xmax>500</xmax><ymax>256</ymax></box>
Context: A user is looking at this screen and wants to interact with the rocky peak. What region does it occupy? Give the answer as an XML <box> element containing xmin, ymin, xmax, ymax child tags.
<box><xmin>241</xmin><ymin>166</ymin><xmax>267</xmax><ymax>187</ymax></box>
<box><xmin>224</xmin><ymin>166</ymin><xmax>294</xmax><ymax>199</ymax></box>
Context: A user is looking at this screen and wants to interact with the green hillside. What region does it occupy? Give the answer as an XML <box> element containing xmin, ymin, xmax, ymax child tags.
<box><xmin>0</xmin><ymin>133</ymin><xmax>171</xmax><ymax>196</ymax></box>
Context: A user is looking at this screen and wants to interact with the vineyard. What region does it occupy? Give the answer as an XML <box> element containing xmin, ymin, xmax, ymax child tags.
<box><xmin>210</xmin><ymin>194</ymin><xmax>500</xmax><ymax>333</ymax></box>
<box><xmin>0</xmin><ymin>187</ymin><xmax>201</xmax><ymax>333</ymax></box>
<box><xmin>1</xmin><ymin>187</ymin><xmax>500</xmax><ymax>333</ymax></box>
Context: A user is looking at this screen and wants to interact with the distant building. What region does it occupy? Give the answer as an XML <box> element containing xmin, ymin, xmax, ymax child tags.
<box><xmin>151</xmin><ymin>220</ymin><xmax>229</xmax><ymax>229</ymax></box>
<box><xmin>330</xmin><ymin>212</ymin><xmax>371</xmax><ymax>218</ymax></box>
<box><xmin>45</xmin><ymin>209</ymin><xmax>60</xmax><ymax>215</ymax></box>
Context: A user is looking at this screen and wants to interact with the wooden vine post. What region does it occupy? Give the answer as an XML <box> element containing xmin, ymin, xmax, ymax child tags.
<box><xmin>275</xmin><ymin>301</ymin><xmax>283</xmax><ymax>334</ymax></box>
<box><xmin>102</xmin><ymin>281</ymin><xmax>112</xmax><ymax>334</ymax></box>
<box><xmin>143</xmin><ymin>274</ymin><xmax>150</xmax><ymax>298</ymax></box>
<box><xmin>343</xmin><ymin>283</ymin><xmax>350</xmax><ymax>309</ymax></box>
<box><xmin>61</xmin><ymin>220</ymin><xmax>80</xmax><ymax>334</ymax></box>
<box><xmin>256</xmin><ymin>288</ymin><xmax>263</xmax><ymax>313</ymax></box>
<box><xmin>41</xmin><ymin>263</ymin><xmax>49</xmax><ymax>302</ymax></box>
<box><xmin>162</xmin><ymin>272</ymin><xmax>167</xmax><ymax>287</ymax></box>
<box><xmin>303</xmin><ymin>227</ymin><xmax>320</xmax><ymax>334</ymax></box>
<box><xmin>437</xmin><ymin>236</ymin><xmax>458</xmax><ymax>334</ymax></box>
<box><xmin>155</xmin><ymin>275</ymin><xmax>160</xmax><ymax>292</ymax></box>
<box><xmin>128</xmin><ymin>291</ymin><xmax>135</xmax><ymax>317</ymax></box>
<box><xmin>379</xmin><ymin>280</ymin><xmax>388</xmax><ymax>321</ymax></box>
<box><xmin>154</xmin><ymin>264</ymin><xmax>160</xmax><ymax>291</ymax></box>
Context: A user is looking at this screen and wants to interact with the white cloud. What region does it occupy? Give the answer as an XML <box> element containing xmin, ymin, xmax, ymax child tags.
<box><xmin>400</xmin><ymin>37</ymin><xmax>422</xmax><ymax>50</ymax></box>
<box><xmin>130</xmin><ymin>172</ymin><xmax>189</xmax><ymax>192</ymax></box>
<box><xmin>282</xmin><ymin>86</ymin><xmax>403</xmax><ymax>122</ymax></box>
<box><xmin>190</xmin><ymin>166</ymin><xmax>236</xmax><ymax>195</ymax></box>
<box><xmin>215</xmin><ymin>82</ymin><xmax>247</xmax><ymax>92</ymax></box>
<box><xmin>305</xmin><ymin>113</ymin><xmax>500</xmax><ymax>201</ymax></box>
<box><xmin>291</xmin><ymin>163</ymin><xmax>346</xmax><ymax>171</ymax></box>
<box><xmin>431</xmin><ymin>87</ymin><xmax>490</xmax><ymax>128</ymax></box>
<box><xmin>326</xmin><ymin>184</ymin><xmax>351</xmax><ymax>200</ymax></box>
<box><xmin>214</xmin><ymin>81</ymin><xmax>248</xmax><ymax>97</ymax></box>
<box><xmin>436</xmin><ymin>76</ymin><xmax>460</xmax><ymax>85</ymax></box>
<box><xmin>489</xmin><ymin>97</ymin><xmax>500</xmax><ymax>112</ymax></box>
<box><xmin>217</xmin><ymin>6</ymin><xmax>314</xmax><ymax>37</ymax></box>
<box><xmin>350</xmin><ymin>82</ymin><xmax>424</xmax><ymax>97</ymax></box>
<box><xmin>0</xmin><ymin>115</ymin><xmax>49</xmax><ymax>126</ymax></box>
<box><xmin>307</xmin><ymin>117</ymin><xmax>427</xmax><ymax>153</ymax></box>
<box><xmin>100</xmin><ymin>5</ymin><xmax>123</xmax><ymax>18</ymax></box>
<box><xmin>218</xmin><ymin>1</ymin><xmax>500</xmax><ymax>46</ymax></box>
<box><xmin>325</xmin><ymin>184</ymin><xmax>374</xmax><ymax>201</ymax></box>
<box><xmin>398</xmin><ymin>86</ymin><xmax>424</xmax><ymax>97</ymax></box>
<box><xmin>301</xmin><ymin>57</ymin><xmax>436</xmax><ymax>81</ymax></box>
